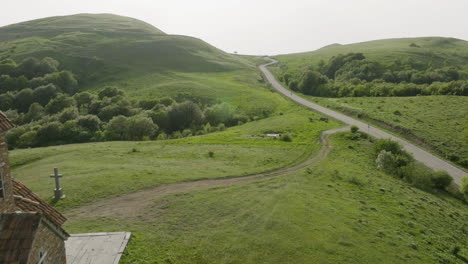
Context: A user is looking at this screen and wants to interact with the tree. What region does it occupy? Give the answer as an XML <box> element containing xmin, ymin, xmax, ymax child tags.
<box><xmin>138</xmin><ymin>99</ymin><xmax>159</xmax><ymax>110</ymax></box>
<box><xmin>38</xmin><ymin>57</ymin><xmax>59</xmax><ymax>76</ymax></box>
<box><xmin>45</xmin><ymin>71</ymin><xmax>78</xmax><ymax>94</ymax></box>
<box><xmin>430</xmin><ymin>171</ymin><xmax>452</xmax><ymax>190</ymax></box>
<box><xmin>298</xmin><ymin>70</ymin><xmax>329</xmax><ymax>96</ymax></box>
<box><xmin>105</xmin><ymin>115</ymin><xmax>129</xmax><ymax>140</ymax></box>
<box><xmin>126</xmin><ymin>115</ymin><xmax>158</xmax><ymax>140</ymax></box>
<box><xmin>24</xmin><ymin>103</ymin><xmax>44</xmax><ymax>122</ymax></box>
<box><xmin>58</xmin><ymin>107</ymin><xmax>79</xmax><ymax>123</ymax></box>
<box><xmin>98</xmin><ymin>102</ymin><xmax>132</xmax><ymax>121</ymax></box>
<box><xmin>32</xmin><ymin>84</ymin><xmax>59</xmax><ymax>106</ymax></box>
<box><xmin>204</xmin><ymin>103</ymin><xmax>235</xmax><ymax>126</ymax></box>
<box><xmin>14</xmin><ymin>88</ymin><xmax>34</xmax><ymax>113</ymax></box>
<box><xmin>0</xmin><ymin>59</ymin><xmax>17</xmax><ymax>76</ymax></box>
<box><xmin>168</xmin><ymin>101</ymin><xmax>203</xmax><ymax>131</ymax></box>
<box><xmin>18</xmin><ymin>130</ymin><xmax>38</xmax><ymax>148</ymax></box>
<box><xmin>150</xmin><ymin>110</ymin><xmax>169</xmax><ymax>131</ymax></box>
<box><xmin>36</xmin><ymin>122</ymin><xmax>62</xmax><ymax>145</ymax></box>
<box><xmin>0</xmin><ymin>92</ymin><xmax>14</xmax><ymax>111</ymax></box>
<box><xmin>98</xmin><ymin>86</ymin><xmax>124</xmax><ymax>99</ymax></box>
<box><xmin>45</xmin><ymin>94</ymin><xmax>76</xmax><ymax>114</ymax></box>
<box><xmin>77</xmin><ymin>115</ymin><xmax>101</xmax><ymax>132</ymax></box>
<box><xmin>74</xmin><ymin>92</ymin><xmax>96</xmax><ymax>108</ymax></box>
<box><xmin>17</xmin><ymin>57</ymin><xmax>40</xmax><ymax>78</ymax></box>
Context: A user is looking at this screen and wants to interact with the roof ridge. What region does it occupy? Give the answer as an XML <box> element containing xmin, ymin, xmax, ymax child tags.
<box><xmin>13</xmin><ymin>194</ymin><xmax>41</xmax><ymax>206</ymax></box>
<box><xmin>12</xmin><ymin>179</ymin><xmax>67</xmax><ymax>227</ymax></box>
<box><xmin>0</xmin><ymin>111</ymin><xmax>15</xmax><ymax>133</ymax></box>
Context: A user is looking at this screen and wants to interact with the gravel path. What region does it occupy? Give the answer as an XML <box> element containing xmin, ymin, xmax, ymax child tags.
<box><xmin>260</xmin><ymin>58</ymin><xmax>466</xmax><ymax>185</ymax></box>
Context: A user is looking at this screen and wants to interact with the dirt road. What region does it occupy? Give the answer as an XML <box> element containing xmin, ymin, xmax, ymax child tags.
<box><xmin>66</xmin><ymin>127</ymin><xmax>348</xmax><ymax>220</ymax></box>
<box><xmin>260</xmin><ymin>58</ymin><xmax>466</xmax><ymax>185</ymax></box>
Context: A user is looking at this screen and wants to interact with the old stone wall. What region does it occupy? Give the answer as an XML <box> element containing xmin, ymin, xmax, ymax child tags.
<box><xmin>0</xmin><ymin>134</ymin><xmax>15</xmax><ymax>213</ymax></box>
<box><xmin>28</xmin><ymin>220</ymin><xmax>67</xmax><ymax>264</ymax></box>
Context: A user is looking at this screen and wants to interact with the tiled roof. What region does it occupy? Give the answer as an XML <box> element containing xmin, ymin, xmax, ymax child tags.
<box><xmin>0</xmin><ymin>212</ymin><xmax>41</xmax><ymax>264</ymax></box>
<box><xmin>13</xmin><ymin>180</ymin><xmax>67</xmax><ymax>227</ymax></box>
<box><xmin>0</xmin><ymin>112</ymin><xmax>14</xmax><ymax>133</ymax></box>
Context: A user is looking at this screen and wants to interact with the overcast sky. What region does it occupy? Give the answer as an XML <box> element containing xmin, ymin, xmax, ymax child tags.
<box><xmin>1</xmin><ymin>0</ymin><xmax>467</xmax><ymax>55</ymax></box>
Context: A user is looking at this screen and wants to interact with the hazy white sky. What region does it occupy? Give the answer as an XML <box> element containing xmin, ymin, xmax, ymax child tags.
<box><xmin>2</xmin><ymin>0</ymin><xmax>467</xmax><ymax>55</ymax></box>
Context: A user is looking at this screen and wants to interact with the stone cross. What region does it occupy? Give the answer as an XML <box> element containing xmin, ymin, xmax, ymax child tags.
<box><xmin>50</xmin><ymin>168</ymin><xmax>65</xmax><ymax>199</ymax></box>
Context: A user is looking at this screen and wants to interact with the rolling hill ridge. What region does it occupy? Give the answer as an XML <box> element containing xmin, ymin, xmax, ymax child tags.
<box><xmin>0</xmin><ymin>14</ymin><xmax>251</xmax><ymax>86</ymax></box>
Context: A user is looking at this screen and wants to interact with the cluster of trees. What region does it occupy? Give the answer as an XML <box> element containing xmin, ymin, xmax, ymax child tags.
<box><xmin>0</xmin><ymin>58</ymin><xmax>250</xmax><ymax>149</ymax></box>
<box><xmin>280</xmin><ymin>53</ymin><xmax>468</xmax><ymax>97</ymax></box>
<box><xmin>373</xmin><ymin>138</ymin><xmax>453</xmax><ymax>191</ymax></box>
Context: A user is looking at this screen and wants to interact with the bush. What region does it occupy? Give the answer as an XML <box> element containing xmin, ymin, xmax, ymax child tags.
<box><xmin>374</xmin><ymin>139</ymin><xmax>404</xmax><ymax>156</ymax></box>
<box><xmin>461</xmin><ymin>176</ymin><xmax>468</xmax><ymax>200</ymax></box>
<box><xmin>376</xmin><ymin>150</ymin><xmax>397</xmax><ymax>174</ymax></box>
<box><xmin>430</xmin><ymin>171</ymin><xmax>453</xmax><ymax>190</ymax></box>
<box><xmin>350</xmin><ymin>125</ymin><xmax>359</xmax><ymax>133</ymax></box>
<box><xmin>208</xmin><ymin>151</ymin><xmax>214</xmax><ymax>158</ymax></box>
<box><xmin>404</xmin><ymin>165</ymin><xmax>434</xmax><ymax>191</ymax></box>
<box><xmin>280</xmin><ymin>134</ymin><xmax>292</xmax><ymax>142</ymax></box>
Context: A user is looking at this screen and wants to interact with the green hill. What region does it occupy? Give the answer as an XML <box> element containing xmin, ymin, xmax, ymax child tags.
<box><xmin>276</xmin><ymin>37</ymin><xmax>468</xmax><ymax>73</ymax></box>
<box><xmin>0</xmin><ymin>14</ymin><xmax>251</xmax><ymax>86</ymax></box>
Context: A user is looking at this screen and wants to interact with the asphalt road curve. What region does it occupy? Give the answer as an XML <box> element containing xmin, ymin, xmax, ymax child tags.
<box><xmin>260</xmin><ymin>58</ymin><xmax>466</xmax><ymax>185</ymax></box>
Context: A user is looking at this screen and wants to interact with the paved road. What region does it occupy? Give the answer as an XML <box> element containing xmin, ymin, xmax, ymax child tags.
<box><xmin>260</xmin><ymin>58</ymin><xmax>466</xmax><ymax>185</ymax></box>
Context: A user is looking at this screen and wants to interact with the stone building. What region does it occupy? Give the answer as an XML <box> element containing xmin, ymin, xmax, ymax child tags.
<box><xmin>0</xmin><ymin>112</ymin><xmax>69</xmax><ymax>264</ymax></box>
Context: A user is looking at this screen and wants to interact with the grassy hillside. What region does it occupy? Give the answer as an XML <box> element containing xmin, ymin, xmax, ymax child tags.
<box><xmin>64</xmin><ymin>132</ymin><xmax>468</xmax><ymax>264</ymax></box>
<box><xmin>271</xmin><ymin>37</ymin><xmax>468</xmax><ymax>168</ymax></box>
<box><xmin>0</xmin><ymin>14</ymin><xmax>251</xmax><ymax>86</ymax></box>
<box><xmin>276</xmin><ymin>37</ymin><xmax>468</xmax><ymax>73</ymax></box>
<box><xmin>11</xmin><ymin>106</ymin><xmax>338</xmax><ymax>209</ymax></box>
<box><xmin>307</xmin><ymin>96</ymin><xmax>468</xmax><ymax>168</ymax></box>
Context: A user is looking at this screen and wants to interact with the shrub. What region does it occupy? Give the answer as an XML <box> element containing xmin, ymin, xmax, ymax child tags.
<box><xmin>374</xmin><ymin>139</ymin><xmax>404</xmax><ymax>156</ymax></box>
<box><xmin>404</xmin><ymin>165</ymin><xmax>434</xmax><ymax>191</ymax></box>
<box><xmin>350</xmin><ymin>125</ymin><xmax>359</xmax><ymax>133</ymax></box>
<box><xmin>461</xmin><ymin>176</ymin><xmax>468</xmax><ymax>200</ymax></box>
<box><xmin>376</xmin><ymin>150</ymin><xmax>397</xmax><ymax>174</ymax></box>
<box><xmin>208</xmin><ymin>151</ymin><xmax>214</xmax><ymax>158</ymax></box>
<box><xmin>280</xmin><ymin>134</ymin><xmax>292</xmax><ymax>142</ymax></box>
<box><xmin>430</xmin><ymin>171</ymin><xmax>453</xmax><ymax>190</ymax></box>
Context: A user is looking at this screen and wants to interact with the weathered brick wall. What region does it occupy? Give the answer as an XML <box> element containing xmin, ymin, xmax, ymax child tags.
<box><xmin>28</xmin><ymin>220</ymin><xmax>67</xmax><ymax>264</ymax></box>
<box><xmin>0</xmin><ymin>134</ymin><xmax>15</xmax><ymax>213</ymax></box>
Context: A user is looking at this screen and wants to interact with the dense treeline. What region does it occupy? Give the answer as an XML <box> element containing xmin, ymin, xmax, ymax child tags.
<box><xmin>280</xmin><ymin>52</ymin><xmax>468</xmax><ymax>97</ymax></box>
<box><xmin>0</xmin><ymin>58</ymin><xmax>250</xmax><ymax>149</ymax></box>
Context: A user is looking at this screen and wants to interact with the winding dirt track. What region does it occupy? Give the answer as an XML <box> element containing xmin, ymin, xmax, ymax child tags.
<box><xmin>260</xmin><ymin>58</ymin><xmax>466</xmax><ymax>185</ymax></box>
<box><xmin>66</xmin><ymin>127</ymin><xmax>349</xmax><ymax>220</ymax></box>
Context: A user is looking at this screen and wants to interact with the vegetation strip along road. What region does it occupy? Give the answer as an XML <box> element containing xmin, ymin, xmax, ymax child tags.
<box><xmin>65</xmin><ymin>127</ymin><xmax>349</xmax><ymax>220</ymax></box>
<box><xmin>260</xmin><ymin>58</ymin><xmax>466</xmax><ymax>185</ymax></box>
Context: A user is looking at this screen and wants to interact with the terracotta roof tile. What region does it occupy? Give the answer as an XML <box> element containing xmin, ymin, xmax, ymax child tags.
<box><xmin>0</xmin><ymin>212</ymin><xmax>40</xmax><ymax>263</ymax></box>
<box><xmin>0</xmin><ymin>112</ymin><xmax>14</xmax><ymax>133</ymax></box>
<box><xmin>13</xmin><ymin>180</ymin><xmax>67</xmax><ymax>227</ymax></box>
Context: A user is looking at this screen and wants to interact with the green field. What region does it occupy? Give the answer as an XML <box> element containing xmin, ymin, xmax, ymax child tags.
<box><xmin>304</xmin><ymin>96</ymin><xmax>468</xmax><ymax>167</ymax></box>
<box><xmin>64</xmin><ymin>133</ymin><xmax>468</xmax><ymax>264</ymax></box>
<box><xmin>11</xmin><ymin>107</ymin><xmax>338</xmax><ymax>210</ymax></box>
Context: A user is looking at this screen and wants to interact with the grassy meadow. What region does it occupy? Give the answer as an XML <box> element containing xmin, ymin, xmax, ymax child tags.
<box><xmin>65</xmin><ymin>133</ymin><xmax>468</xmax><ymax>264</ymax></box>
<box><xmin>11</xmin><ymin>107</ymin><xmax>339</xmax><ymax>210</ymax></box>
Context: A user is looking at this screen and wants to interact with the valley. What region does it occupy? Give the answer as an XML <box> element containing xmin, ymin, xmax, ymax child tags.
<box><xmin>0</xmin><ymin>13</ymin><xmax>467</xmax><ymax>264</ymax></box>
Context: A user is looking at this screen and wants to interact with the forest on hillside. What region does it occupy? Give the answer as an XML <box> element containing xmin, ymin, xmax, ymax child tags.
<box><xmin>279</xmin><ymin>52</ymin><xmax>468</xmax><ymax>97</ymax></box>
<box><xmin>0</xmin><ymin>58</ymin><xmax>252</xmax><ymax>149</ymax></box>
